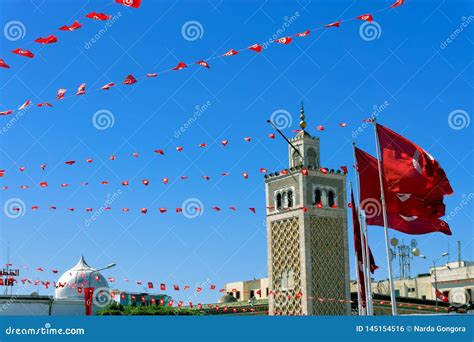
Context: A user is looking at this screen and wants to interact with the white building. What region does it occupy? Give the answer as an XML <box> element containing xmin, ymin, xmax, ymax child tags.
<box><xmin>351</xmin><ymin>261</ymin><xmax>473</xmax><ymax>306</ymax></box>
<box><xmin>0</xmin><ymin>256</ymin><xmax>113</xmax><ymax>316</ymax></box>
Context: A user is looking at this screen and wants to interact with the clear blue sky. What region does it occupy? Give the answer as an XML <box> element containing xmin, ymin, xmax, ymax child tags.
<box><xmin>0</xmin><ymin>0</ymin><xmax>472</xmax><ymax>303</ymax></box>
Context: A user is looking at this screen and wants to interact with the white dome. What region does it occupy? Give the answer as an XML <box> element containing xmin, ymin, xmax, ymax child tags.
<box><xmin>55</xmin><ymin>256</ymin><xmax>109</xmax><ymax>299</ymax></box>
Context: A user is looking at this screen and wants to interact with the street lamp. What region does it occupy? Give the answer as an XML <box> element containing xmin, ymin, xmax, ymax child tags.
<box><xmin>417</xmin><ymin>252</ymin><xmax>449</xmax><ymax>308</ymax></box>
<box><xmin>88</xmin><ymin>263</ymin><xmax>116</xmax><ymax>288</ymax></box>
<box><xmin>85</xmin><ymin>262</ymin><xmax>116</xmax><ymax>316</ymax></box>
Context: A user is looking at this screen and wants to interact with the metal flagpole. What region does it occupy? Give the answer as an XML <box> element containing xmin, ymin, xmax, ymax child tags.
<box><xmin>354</xmin><ymin>255</ymin><xmax>363</xmax><ymax>315</ymax></box>
<box><xmin>266</xmin><ymin>119</ymin><xmax>305</xmax><ymax>185</ymax></box>
<box><xmin>352</xmin><ymin>143</ymin><xmax>372</xmax><ymax>315</ymax></box>
<box><xmin>267</xmin><ymin>119</ymin><xmax>304</xmax><ymax>161</ymax></box>
<box><xmin>350</xmin><ymin>182</ymin><xmax>364</xmax><ymax>316</ymax></box>
<box><xmin>372</xmin><ymin>121</ymin><xmax>398</xmax><ymax>315</ymax></box>
<box><xmin>361</xmin><ymin>209</ymin><xmax>374</xmax><ymax>315</ymax></box>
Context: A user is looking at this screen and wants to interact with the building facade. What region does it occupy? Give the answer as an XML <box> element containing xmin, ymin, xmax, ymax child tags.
<box><xmin>354</xmin><ymin>261</ymin><xmax>473</xmax><ymax>306</ymax></box>
<box><xmin>264</xmin><ymin>105</ymin><xmax>351</xmax><ymax>315</ymax></box>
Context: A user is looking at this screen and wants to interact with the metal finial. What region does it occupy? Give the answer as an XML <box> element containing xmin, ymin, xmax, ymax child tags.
<box><xmin>299</xmin><ymin>102</ymin><xmax>307</xmax><ymax>131</ymax></box>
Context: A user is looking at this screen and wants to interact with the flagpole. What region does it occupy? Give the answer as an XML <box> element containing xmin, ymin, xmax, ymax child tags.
<box><xmin>350</xmin><ymin>182</ymin><xmax>364</xmax><ymax>316</ymax></box>
<box><xmin>372</xmin><ymin>121</ymin><xmax>398</xmax><ymax>315</ymax></box>
<box><xmin>361</xmin><ymin>209</ymin><xmax>374</xmax><ymax>315</ymax></box>
<box><xmin>354</xmin><ymin>253</ymin><xmax>363</xmax><ymax>315</ymax></box>
<box><xmin>352</xmin><ymin>143</ymin><xmax>372</xmax><ymax>315</ymax></box>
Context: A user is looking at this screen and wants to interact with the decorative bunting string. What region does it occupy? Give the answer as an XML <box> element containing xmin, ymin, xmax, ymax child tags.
<box><xmin>0</xmin><ymin>1</ymin><xmax>405</xmax><ymax>114</ymax></box>
<box><xmin>0</xmin><ymin>135</ymin><xmax>349</xmax><ymax>178</ymax></box>
<box><xmin>1</xmin><ymin>270</ymin><xmax>449</xmax><ymax>312</ymax></box>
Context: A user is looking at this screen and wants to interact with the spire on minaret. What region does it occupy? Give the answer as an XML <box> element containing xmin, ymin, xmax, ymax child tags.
<box><xmin>299</xmin><ymin>101</ymin><xmax>307</xmax><ymax>131</ymax></box>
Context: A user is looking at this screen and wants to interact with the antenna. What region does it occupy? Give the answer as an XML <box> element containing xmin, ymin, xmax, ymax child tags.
<box><xmin>390</xmin><ymin>237</ymin><xmax>417</xmax><ymax>279</ymax></box>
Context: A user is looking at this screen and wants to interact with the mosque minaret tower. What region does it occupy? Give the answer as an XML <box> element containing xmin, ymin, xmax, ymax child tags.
<box><xmin>265</xmin><ymin>104</ymin><xmax>350</xmax><ymax>315</ymax></box>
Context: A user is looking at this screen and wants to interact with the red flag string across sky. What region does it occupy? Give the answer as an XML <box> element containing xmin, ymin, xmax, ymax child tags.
<box><xmin>1</xmin><ymin>268</ymin><xmax>449</xmax><ymax>311</ymax></box>
<box><xmin>0</xmin><ymin>167</ymin><xmax>347</xmax><ymax>190</ymax></box>
<box><xmin>0</xmin><ymin>136</ymin><xmax>349</xmax><ymax>178</ymax></box>
<box><xmin>0</xmin><ymin>1</ymin><xmax>405</xmax><ymax>115</ymax></box>
<box><xmin>5</xmin><ymin>199</ymin><xmax>350</xmax><ymax>216</ymax></box>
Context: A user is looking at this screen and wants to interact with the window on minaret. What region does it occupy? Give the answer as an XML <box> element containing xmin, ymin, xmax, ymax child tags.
<box><xmin>314</xmin><ymin>188</ymin><xmax>322</xmax><ymax>204</ymax></box>
<box><xmin>281</xmin><ymin>271</ymin><xmax>289</xmax><ymax>290</ymax></box>
<box><xmin>287</xmin><ymin>191</ymin><xmax>293</xmax><ymax>208</ymax></box>
<box><xmin>292</xmin><ymin>150</ymin><xmax>301</xmax><ymax>167</ymax></box>
<box><xmin>307</xmin><ymin>148</ymin><xmax>317</xmax><ymax>167</ymax></box>
<box><xmin>287</xmin><ymin>270</ymin><xmax>295</xmax><ymax>290</ymax></box>
<box><xmin>276</xmin><ymin>193</ymin><xmax>282</xmax><ymax>209</ymax></box>
<box><xmin>328</xmin><ymin>191</ymin><xmax>335</xmax><ymax>207</ymax></box>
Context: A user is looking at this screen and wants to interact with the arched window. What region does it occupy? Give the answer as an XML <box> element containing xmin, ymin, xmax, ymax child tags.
<box><xmin>287</xmin><ymin>191</ymin><xmax>293</xmax><ymax>208</ymax></box>
<box><xmin>292</xmin><ymin>150</ymin><xmax>301</xmax><ymax>167</ymax></box>
<box><xmin>328</xmin><ymin>191</ymin><xmax>335</xmax><ymax>207</ymax></box>
<box><xmin>314</xmin><ymin>188</ymin><xmax>322</xmax><ymax>204</ymax></box>
<box><xmin>307</xmin><ymin>148</ymin><xmax>317</xmax><ymax>167</ymax></box>
<box><xmin>282</xmin><ymin>192</ymin><xmax>287</xmax><ymax>208</ymax></box>
<box><xmin>276</xmin><ymin>193</ymin><xmax>282</xmax><ymax>209</ymax></box>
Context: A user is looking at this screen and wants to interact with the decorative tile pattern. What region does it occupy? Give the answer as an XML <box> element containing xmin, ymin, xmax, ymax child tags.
<box><xmin>309</xmin><ymin>215</ymin><xmax>347</xmax><ymax>315</ymax></box>
<box><xmin>270</xmin><ymin>217</ymin><xmax>302</xmax><ymax>315</ymax></box>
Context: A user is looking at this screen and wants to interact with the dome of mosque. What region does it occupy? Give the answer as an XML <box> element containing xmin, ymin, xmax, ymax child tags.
<box><xmin>55</xmin><ymin>256</ymin><xmax>110</xmax><ymax>299</ymax></box>
<box><xmin>218</xmin><ymin>293</ymin><xmax>238</xmax><ymax>304</ymax></box>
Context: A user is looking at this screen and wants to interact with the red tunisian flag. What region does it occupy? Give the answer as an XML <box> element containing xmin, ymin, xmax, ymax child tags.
<box><xmin>115</xmin><ymin>0</ymin><xmax>142</xmax><ymax>8</ymax></box>
<box><xmin>435</xmin><ymin>289</ymin><xmax>449</xmax><ymax>303</ymax></box>
<box><xmin>84</xmin><ymin>287</ymin><xmax>94</xmax><ymax>315</ymax></box>
<box><xmin>376</xmin><ymin>124</ymin><xmax>453</xmax><ymax>197</ymax></box>
<box><xmin>351</xmin><ymin>188</ymin><xmax>367</xmax><ymax>308</ymax></box>
<box><xmin>355</xmin><ymin>146</ymin><xmax>451</xmax><ymax>235</ymax></box>
<box><xmin>351</xmin><ymin>189</ymin><xmax>378</xmax><ymax>274</ymax></box>
<box><xmin>355</xmin><ymin>147</ymin><xmax>446</xmax><ymax>219</ymax></box>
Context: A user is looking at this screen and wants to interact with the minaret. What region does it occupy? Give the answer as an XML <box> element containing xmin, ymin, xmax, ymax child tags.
<box><xmin>265</xmin><ymin>104</ymin><xmax>350</xmax><ymax>315</ymax></box>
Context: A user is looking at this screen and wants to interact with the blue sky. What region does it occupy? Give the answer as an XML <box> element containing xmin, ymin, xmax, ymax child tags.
<box><xmin>0</xmin><ymin>0</ymin><xmax>472</xmax><ymax>303</ymax></box>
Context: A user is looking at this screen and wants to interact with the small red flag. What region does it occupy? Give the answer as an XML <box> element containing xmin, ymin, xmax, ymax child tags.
<box><xmin>11</xmin><ymin>48</ymin><xmax>34</xmax><ymax>58</ymax></box>
<box><xmin>196</xmin><ymin>60</ymin><xmax>210</xmax><ymax>68</ymax></box>
<box><xmin>34</xmin><ymin>35</ymin><xmax>58</xmax><ymax>44</ymax></box>
<box><xmin>435</xmin><ymin>289</ymin><xmax>449</xmax><ymax>303</ymax></box>
<box><xmin>295</xmin><ymin>30</ymin><xmax>310</xmax><ymax>37</ymax></box>
<box><xmin>172</xmin><ymin>62</ymin><xmax>187</xmax><ymax>70</ymax></box>
<box><xmin>86</xmin><ymin>12</ymin><xmax>111</xmax><ymax>21</ymax></box>
<box><xmin>57</xmin><ymin>89</ymin><xmax>67</xmax><ymax>100</ymax></box>
<box><xmin>0</xmin><ymin>59</ymin><xmax>10</xmax><ymax>68</ymax></box>
<box><xmin>101</xmin><ymin>82</ymin><xmax>115</xmax><ymax>90</ymax></box>
<box><xmin>324</xmin><ymin>21</ymin><xmax>341</xmax><ymax>28</ymax></box>
<box><xmin>223</xmin><ymin>49</ymin><xmax>238</xmax><ymax>56</ymax></box>
<box><xmin>122</xmin><ymin>74</ymin><xmax>137</xmax><ymax>85</ymax></box>
<box><xmin>115</xmin><ymin>0</ymin><xmax>141</xmax><ymax>8</ymax></box>
<box><xmin>58</xmin><ymin>20</ymin><xmax>82</xmax><ymax>31</ymax></box>
<box><xmin>248</xmin><ymin>44</ymin><xmax>263</xmax><ymax>53</ymax></box>
<box><xmin>274</xmin><ymin>37</ymin><xmax>292</xmax><ymax>44</ymax></box>
<box><xmin>357</xmin><ymin>14</ymin><xmax>373</xmax><ymax>22</ymax></box>
<box><xmin>390</xmin><ymin>0</ymin><xmax>404</xmax><ymax>8</ymax></box>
